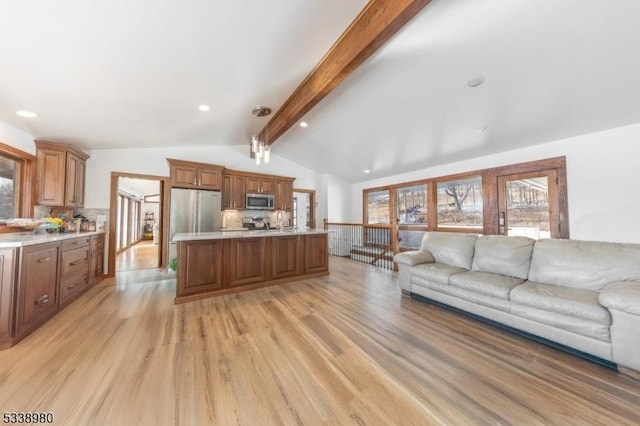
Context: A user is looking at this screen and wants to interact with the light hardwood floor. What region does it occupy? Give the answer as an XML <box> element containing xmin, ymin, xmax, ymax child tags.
<box><xmin>116</xmin><ymin>240</ymin><xmax>159</xmax><ymax>271</ymax></box>
<box><xmin>0</xmin><ymin>257</ymin><xmax>638</xmax><ymax>425</ymax></box>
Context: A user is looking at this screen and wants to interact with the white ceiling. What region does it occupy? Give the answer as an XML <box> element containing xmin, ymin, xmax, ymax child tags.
<box><xmin>2</xmin><ymin>0</ymin><xmax>640</xmax><ymax>183</ymax></box>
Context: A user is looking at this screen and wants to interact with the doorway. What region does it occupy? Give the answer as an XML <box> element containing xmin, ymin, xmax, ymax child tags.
<box><xmin>292</xmin><ymin>189</ymin><xmax>316</xmax><ymax>229</ymax></box>
<box><xmin>497</xmin><ymin>170</ymin><xmax>559</xmax><ymax>239</ymax></box>
<box><xmin>108</xmin><ymin>172</ymin><xmax>170</xmax><ymax>277</ymax></box>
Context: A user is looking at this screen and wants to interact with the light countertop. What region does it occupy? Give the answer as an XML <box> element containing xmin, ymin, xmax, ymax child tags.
<box><xmin>0</xmin><ymin>230</ymin><xmax>106</xmax><ymax>248</ymax></box>
<box><xmin>173</xmin><ymin>228</ymin><xmax>328</xmax><ymax>242</ymax></box>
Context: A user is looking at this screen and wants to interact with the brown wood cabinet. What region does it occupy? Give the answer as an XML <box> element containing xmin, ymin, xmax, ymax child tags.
<box><xmin>175</xmin><ymin>232</ymin><xmax>329</xmax><ymax>303</ymax></box>
<box><xmin>222</xmin><ymin>173</ymin><xmax>246</xmax><ymax>210</ymax></box>
<box><xmin>177</xmin><ymin>240</ymin><xmax>223</xmax><ymax>296</ymax></box>
<box><xmin>167</xmin><ymin>158</ymin><xmax>224</xmax><ymax>190</ymax></box>
<box><xmin>89</xmin><ymin>234</ymin><xmax>105</xmax><ymax>286</ymax></box>
<box><xmin>16</xmin><ymin>242</ymin><xmax>60</xmax><ymax>336</ymax></box>
<box><xmin>246</xmin><ymin>177</ymin><xmax>274</xmax><ymax>194</ymax></box>
<box><xmin>275</xmin><ymin>180</ymin><xmax>294</xmax><ymax>212</ymax></box>
<box><xmin>59</xmin><ymin>237</ymin><xmax>89</xmax><ymax>306</ymax></box>
<box><xmin>223</xmin><ymin>237</ymin><xmax>267</xmax><ymax>287</ymax></box>
<box><xmin>271</xmin><ymin>235</ymin><xmax>303</xmax><ymax>279</ymax></box>
<box><xmin>222</xmin><ymin>168</ymin><xmax>295</xmax><ymax>212</ymax></box>
<box><xmin>305</xmin><ymin>234</ymin><xmax>329</xmax><ymax>274</ymax></box>
<box><xmin>0</xmin><ymin>233</ymin><xmax>107</xmax><ymax>350</ymax></box>
<box><xmin>0</xmin><ymin>248</ymin><xmax>17</xmax><ymax>347</ymax></box>
<box><xmin>36</xmin><ymin>141</ymin><xmax>89</xmax><ymax>208</ymax></box>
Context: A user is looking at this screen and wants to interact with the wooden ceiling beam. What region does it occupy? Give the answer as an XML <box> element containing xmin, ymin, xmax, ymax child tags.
<box><xmin>257</xmin><ymin>0</ymin><xmax>433</xmax><ymax>145</ymax></box>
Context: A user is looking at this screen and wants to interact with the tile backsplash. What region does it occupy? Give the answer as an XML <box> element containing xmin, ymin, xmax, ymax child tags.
<box><xmin>222</xmin><ymin>210</ymin><xmax>291</xmax><ymax>229</ymax></box>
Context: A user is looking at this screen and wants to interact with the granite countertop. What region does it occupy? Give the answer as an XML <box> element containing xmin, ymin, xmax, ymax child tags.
<box><xmin>0</xmin><ymin>230</ymin><xmax>106</xmax><ymax>248</ymax></box>
<box><xmin>173</xmin><ymin>228</ymin><xmax>328</xmax><ymax>242</ymax></box>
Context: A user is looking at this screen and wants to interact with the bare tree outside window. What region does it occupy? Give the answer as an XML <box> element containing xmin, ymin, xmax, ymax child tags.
<box><xmin>437</xmin><ymin>177</ymin><xmax>483</xmax><ymax>228</ymax></box>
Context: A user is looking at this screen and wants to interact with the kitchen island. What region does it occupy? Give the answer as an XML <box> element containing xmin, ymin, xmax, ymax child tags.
<box><xmin>173</xmin><ymin>229</ymin><xmax>329</xmax><ymax>303</ymax></box>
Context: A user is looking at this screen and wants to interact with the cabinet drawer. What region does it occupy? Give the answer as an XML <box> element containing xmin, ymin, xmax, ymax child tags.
<box><xmin>62</xmin><ymin>236</ymin><xmax>90</xmax><ymax>252</ymax></box>
<box><xmin>61</xmin><ymin>247</ymin><xmax>89</xmax><ymax>276</ymax></box>
<box><xmin>60</xmin><ymin>271</ymin><xmax>88</xmax><ymax>304</ymax></box>
<box><xmin>90</xmin><ymin>234</ymin><xmax>105</xmax><ymax>251</ymax></box>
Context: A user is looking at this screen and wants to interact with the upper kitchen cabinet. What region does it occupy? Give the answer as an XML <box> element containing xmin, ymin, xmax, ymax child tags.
<box><xmin>167</xmin><ymin>158</ymin><xmax>224</xmax><ymax>190</ymax></box>
<box><xmin>275</xmin><ymin>179</ymin><xmax>294</xmax><ymax>212</ymax></box>
<box><xmin>246</xmin><ymin>176</ymin><xmax>274</xmax><ymax>194</ymax></box>
<box><xmin>35</xmin><ymin>141</ymin><xmax>89</xmax><ymax>208</ymax></box>
<box><xmin>222</xmin><ymin>171</ymin><xmax>246</xmax><ymax>210</ymax></box>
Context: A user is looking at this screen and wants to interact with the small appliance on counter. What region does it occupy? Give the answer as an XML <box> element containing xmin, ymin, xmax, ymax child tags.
<box><xmin>242</xmin><ymin>217</ymin><xmax>271</xmax><ymax>230</ymax></box>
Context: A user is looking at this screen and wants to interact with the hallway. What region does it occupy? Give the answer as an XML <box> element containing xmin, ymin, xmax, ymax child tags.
<box><xmin>116</xmin><ymin>240</ymin><xmax>159</xmax><ymax>272</ymax></box>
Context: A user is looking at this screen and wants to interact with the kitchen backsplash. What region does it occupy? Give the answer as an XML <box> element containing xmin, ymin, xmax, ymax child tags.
<box><xmin>222</xmin><ymin>210</ymin><xmax>291</xmax><ymax>229</ymax></box>
<box><xmin>34</xmin><ymin>206</ymin><xmax>109</xmax><ymax>221</ymax></box>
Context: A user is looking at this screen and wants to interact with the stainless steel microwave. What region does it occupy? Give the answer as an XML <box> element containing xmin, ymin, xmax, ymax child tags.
<box><xmin>246</xmin><ymin>192</ymin><xmax>275</xmax><ymax>210</ymax></box>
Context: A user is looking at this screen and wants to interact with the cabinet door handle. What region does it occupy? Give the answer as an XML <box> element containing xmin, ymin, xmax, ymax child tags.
<box><xmin>70</xmin><ymin>259</ymin><xmax>86</xmax><ymax>266</ymax></box>
<box><xmin>35</xmin><ymin>295</ymin><xmax>49</xmax><ymax>306</ymax></box>
<box><xmin>38</xmin><ymin>257</ymin><xmax>51</xmax><ymax>263</ymax></box>
<box><xmin>68</xmin><ymin>283</ymin><xmax>78</xmax><ymax>289</ymax></box>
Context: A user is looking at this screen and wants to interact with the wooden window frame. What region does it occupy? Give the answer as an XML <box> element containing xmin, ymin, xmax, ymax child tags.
<box><xmin>363</xmin><ymin>156</ymin><xmax>569</xmax><ymax>241</ymax></box>
<box><xmin>0</xmin><ymin>142</ymin><xmax>36</xmax><ymax>221</ymax></box>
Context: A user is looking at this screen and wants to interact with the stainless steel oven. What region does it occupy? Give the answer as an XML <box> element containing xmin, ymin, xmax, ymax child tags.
<box><xmin>246</xmin><ymin>192</ymin><xmax>275</xmax><ymax>210</ymax></box>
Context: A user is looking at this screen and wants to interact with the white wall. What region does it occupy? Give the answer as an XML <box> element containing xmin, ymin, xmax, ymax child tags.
<box><xmin>326</xmin><ymin>174</ymin><xmax>351</xmax><ymax>223</ymax></box>
<box><xmin>85</xmin><ymin>144</ymin><xmax>324</xmax><ymax>209</ymax></box>
<box><xmin>0</xmin><ymin>120</ymin><xmax>35</xmax><ymax>154</ymax></box>
<box><xmin>350</xmin><ymin>123</ymin><xmax>640</xmax><ymax>244</ymax></box>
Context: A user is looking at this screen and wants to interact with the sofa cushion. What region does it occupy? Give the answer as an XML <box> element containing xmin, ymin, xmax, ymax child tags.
<box><xmin>529</xmin><ymin>239</ymin><xmax>640</xmax><ymax>291</ymax></box>
<box><xmin>410</xmin><ymin>262</ymin><xmax>467</xmax><ymax>286</ymax></box>
<box><xmin>450</xmin><ymin>271</ymin><xmax>524</xmax><ymax>300</ymax></box>
<box><xmin>598</xmin><ymin>281</ymin><xmax>640</xmax><ymax>315</ymax></box>
<box><xmin>510</xmin><ymin>304</ymin><xmax>611</xmax><ymax>342</ymax></box>
<box><xmin>471</xmin><ymin>235</ymin><xmax>535</xmax><ymax>280</ymax></box>
<box><xmin>420</xmin><ymin>232</ymin><xmax>478</xmax><ymax>270</ymax></box>
<box><xmin>510</xmin><ymin>281</ymin><xmax>611</xmax><ymax>325</ymax></box>
<box><xmin>447</xmin><ymin>286</ymin><xmax>511</xmax><ymax>312</ymax></box>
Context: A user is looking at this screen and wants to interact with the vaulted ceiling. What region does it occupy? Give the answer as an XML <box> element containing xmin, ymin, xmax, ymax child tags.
<box><xmin>2</xmin><ymin>0</ymin><xmax>640</xmax><ymax>183</ymax></box>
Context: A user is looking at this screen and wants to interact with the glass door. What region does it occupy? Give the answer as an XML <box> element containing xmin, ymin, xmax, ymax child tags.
<box><xmin>497</xmin><ymin>170</ymin><xmax>559</xmax><ymax>239</ymax></box>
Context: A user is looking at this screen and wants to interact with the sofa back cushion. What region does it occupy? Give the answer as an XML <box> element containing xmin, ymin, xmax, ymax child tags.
<box><xmin>420</xmin><ymin>232</ymin><xmax>478</xmax><ymax>270</ymax></box>
<box><xmin>529</xmin><ymin>239</ymin><xmax>640</xmax><ymax>291</ymax></box>
<box><xmin>472</xmin><ymin>235</ymin><xmax>535</xmax><ymax>279</ymax></box>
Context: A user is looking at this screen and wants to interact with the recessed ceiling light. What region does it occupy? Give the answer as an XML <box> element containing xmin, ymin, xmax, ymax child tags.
<box><xmin>467</xmin><ymin>77</ymin><xmax>484</xmax><ymax>88</ymax></box>
<box><xmin>364</xmin><ymin>169</ymin><xmax>371</xmax><ymax>174</ymax></box>
<box><xmin>299</xmin><ymin>121</ymin><xmax>308</xmax><ymax>128</ymax></box>
<box><xmin>16</xmin><ymin>110</ymin><xmax>38</xmax><ymax>118</ymax></box>
<box><xmin>199</xmin><ymin>104</ymin><xmax>210</xmax><ymax>112</ymax></box>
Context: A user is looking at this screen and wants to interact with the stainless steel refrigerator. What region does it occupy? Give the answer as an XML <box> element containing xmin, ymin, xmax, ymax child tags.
<box><xmin>169</xmin><ymin>188</ymin><xmax>222</xmax><ymax>261</ymax></box>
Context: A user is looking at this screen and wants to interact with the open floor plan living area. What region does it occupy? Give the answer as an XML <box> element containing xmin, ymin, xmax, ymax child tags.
<box><xmin>1</xmin><ymin>1</ymin><xmax>640</xmax><ymax>425</ymax></box>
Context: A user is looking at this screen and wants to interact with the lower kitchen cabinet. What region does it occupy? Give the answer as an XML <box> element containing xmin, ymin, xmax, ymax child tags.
<box><xmin>0</xmin><ymin>232</ymin><xmax>107</xmax><ymax>350</ymax></box>
<box><xmin>0</xmin><ymin>248</ymin><xmax>17</xmax><ymax>346</ymax></box>
<box><xmin>271</xmin><ymin>235</ymin><xmax>303</xmax><ymax>279</ymax></box>
<box><xmin>175</xmin><ymin>232</ymin><xmax>329</xmax><ymax>302</ymax></box>
<box><xmin>305</xmin><ymin>234</ymin><xmax>329</xmax><ymax>274</ymax></box>
<box><xmin>223</xmin><ymin>237</ymin><xmax>266</xmax><ymax>287</ymax></box>
<box><xmin>89</xmin><ymin>234</ymin><xmax>105</xmax><ymax>286</ymax></box>
<box><xmin>177</xmin><ymin>239</ymin><xmax>223</xmax><ymax>296</ymax></box>
<box><xmin>16</xmin><ymin>242</ymin><xmax>60</xmax><ymax>336</ymax></box>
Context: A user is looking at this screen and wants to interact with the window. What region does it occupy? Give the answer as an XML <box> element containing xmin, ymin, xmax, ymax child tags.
<box><xmin>0</xmin><ymin>142</ymin><xmax>35</xmax><ymax>220</ymax></box>
<box><xmin>437</xmin><ymin>176</ymin><xmax>483</xmax><ymax>229</ymax></box>
<box><xmin>366</xmin><ymin>189</ymin><xmax>390</xmax><ymax>224</ymax></box>
<box><xmin>397</xmin><ymin>184</ymin><xmax>427</xmax><ymax>225</ymax></box>
<box><xmin>0</xmin><ymin>156</ymin><xmax>19</xmax><ymax>219</ymax></box>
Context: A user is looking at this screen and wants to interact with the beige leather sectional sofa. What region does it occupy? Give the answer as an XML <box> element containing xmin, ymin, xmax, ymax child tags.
<box><xmin>394</xmin><ymin>232</ymin><xmax>640</xmax><ymax>374</ymax></box>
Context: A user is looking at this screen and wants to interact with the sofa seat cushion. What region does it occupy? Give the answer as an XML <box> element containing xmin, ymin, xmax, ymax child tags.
<box><xmin>450</xmin><ymin>271</ymin><xmax>524</xmax><ymax>300</ymax></box>
<box><xmin>447</xmin><ymin>286</ymin><xmax>511</xmax><ymax>312</ymax></box>
<box><xmin>410</xmin><ymin>262</ymin><xmax>467</xmax><ymax>286</ymax></box>
<box><xmin>510</xmin><ymin>304</ymin><xmax>611</xmax><ymax>342</ymax></box>
<box><xmin>510</xmin><ymin>282</ymin><xmax>611</xmax><ymax>325</ymax></box>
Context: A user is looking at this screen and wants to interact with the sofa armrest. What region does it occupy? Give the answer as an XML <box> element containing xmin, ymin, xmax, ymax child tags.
<box><xmin>393</xmin><ymin>250</ymin><xmax>435</xmax><ymax>266</ymax></box>
<box><xmin>599</xmin><ymin>281</ymin><xmax>640</xmax><ymax>315</ymax></box>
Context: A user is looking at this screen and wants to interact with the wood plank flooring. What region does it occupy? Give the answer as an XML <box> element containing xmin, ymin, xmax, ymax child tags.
<box><xmin>0</xmin><ymin>257</ymin><xmax>638</xmax><ymax>425</ymax></box>
<box><xmin>116</xmin><ymin>240</ymin><xmax>159</xmax><ymax>271</ymax></box>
